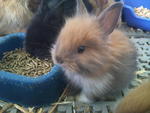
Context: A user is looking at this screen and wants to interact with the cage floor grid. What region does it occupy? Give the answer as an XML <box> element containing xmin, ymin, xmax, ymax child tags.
<box><xmin>120</xmin><ymin>23</ymin><xmax>150</xmax><ymax>37</ymax></box>
<box><xmin>0</xmin><ymin>24</ymin><xmax>150</xmax><ymax>113</ymax></box>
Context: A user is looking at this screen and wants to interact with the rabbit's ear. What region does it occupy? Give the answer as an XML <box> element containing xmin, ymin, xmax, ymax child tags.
<box><xmin>97</xmin><ymin>2</ymin><xmax>123</xmax><ymax>35</ymax></box>
<box><xmin>76</xmin><ymin>0</ymin><xmax>88</xmax><ymax>16</ymax></box>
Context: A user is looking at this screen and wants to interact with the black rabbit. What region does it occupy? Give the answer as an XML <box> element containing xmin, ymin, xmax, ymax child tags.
<box><xmin>24</xmin><ymin>0</ymin><xmax>94</xmax><ymax>59</ymax></box>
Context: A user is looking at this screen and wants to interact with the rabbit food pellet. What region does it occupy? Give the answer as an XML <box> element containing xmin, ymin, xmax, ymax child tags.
<box><xmin>134</xmin><ymin>6</ymin><xmax>150</xmax><ymax>18</ymax></box>
<box><xmin>0</xmin><ymin>49</ymin><xmax>53</xmax><ymax>77</ymax></box>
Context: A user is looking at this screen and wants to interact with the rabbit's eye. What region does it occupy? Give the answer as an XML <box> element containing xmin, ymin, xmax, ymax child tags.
<box><xmin>77</xmin><ymin>46</ymin><xmax>86</xmax><ymax>53</ymax></box>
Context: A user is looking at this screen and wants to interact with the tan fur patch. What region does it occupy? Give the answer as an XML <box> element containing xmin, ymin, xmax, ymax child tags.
<box><xmin>89</xmin><ymin>0</ymin><xmax>114</xmax><ymax>14</ymax></box>
<box><xmin>0</xmin><ymin>0</ymin><xmax>33</xmax><ymax>34</ymax></box>
<box><xmin>115</xmin><ymin>81</ymin><xmax>150</xmax><ymax>113</ymax></box>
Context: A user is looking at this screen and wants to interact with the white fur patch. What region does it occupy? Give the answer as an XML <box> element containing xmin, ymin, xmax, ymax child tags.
<box><xmin>77</xmin><ymin>92</ymin><xmax>93</xmax><ymax>103</ymax></box>
<box><xmin>51</xmin><ymin>44</ymin><xmax>57</xmax><ymax>64</ymax></box>
<box><xmin>65</xmin><ymin>70</ymin><xmax>114</xmax><ymax>99</ymax></box>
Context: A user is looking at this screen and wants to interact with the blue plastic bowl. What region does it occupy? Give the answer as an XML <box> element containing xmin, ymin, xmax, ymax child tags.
<box><xmin>122</xmin><ymin>0</ymin><xmax>150</xmax><ymax>31</ymax></box>
<box><xmin>0</xmin><ymin>33</ymin><xmax>67</xmax><ymax>107</ymax></box>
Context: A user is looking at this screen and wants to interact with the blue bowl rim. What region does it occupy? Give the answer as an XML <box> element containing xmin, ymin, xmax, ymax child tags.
<box><xmin>123</xmin><ymin>4</ymin><xmax>150</xmax><ymax>21</ymax></box>
<box><xmin>0</xmin><ymin>32</ymin><xmax>62</xmax><ymax>80</ymax></box>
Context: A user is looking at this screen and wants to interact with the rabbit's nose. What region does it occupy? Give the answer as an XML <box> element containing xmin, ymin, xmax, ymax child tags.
<box><xmin>56</xmin><ymin>56</ymin><xmax>64</xmax><ymax>64</ymax></box>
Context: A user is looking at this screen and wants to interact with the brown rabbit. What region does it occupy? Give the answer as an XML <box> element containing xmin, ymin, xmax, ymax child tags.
<box><xmin>51</xmin><ymin>0</ymin><xmax>137</xmax><ymax>103</ymax></box>
<box><xmin>0</xmin><ymin>0</ymin><xmax>34</xmax><ymax>35</ymax></box>
<box><xmin>115</xmin><ymin>81</ymin><xmax>150</xmax><ymax>113</ymax></box>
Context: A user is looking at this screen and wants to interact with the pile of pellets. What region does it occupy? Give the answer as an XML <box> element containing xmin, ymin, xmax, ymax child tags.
<box><xmin>0</xmin><ymin>49</ymin><xmax>53</xmax><ymax>77</ymax></box>
<box><xmin>134</xmin><ymin>6</ymin><xmax>150</xmax><ymax>18</ymax></box>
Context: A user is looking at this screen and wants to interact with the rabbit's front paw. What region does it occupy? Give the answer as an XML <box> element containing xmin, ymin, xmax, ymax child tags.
<box><xmin>76</xmin><ymin>93</ymin><xmax>93</xmax><ymax>103</ymax></box>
